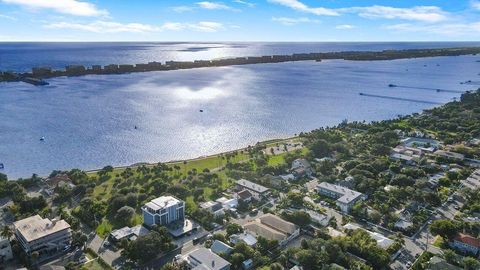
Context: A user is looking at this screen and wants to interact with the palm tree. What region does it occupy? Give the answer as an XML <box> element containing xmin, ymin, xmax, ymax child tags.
<box><xmin>1</xmin><ymin>226</ymin><xmax>13</xmax><ymax>241</ymax></box>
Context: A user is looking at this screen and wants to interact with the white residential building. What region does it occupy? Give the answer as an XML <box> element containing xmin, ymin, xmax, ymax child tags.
<box><xmin>142</xmin><ymin>196</ymin><xmax>185</xmax><ymax>227</ymax></box>
<box><xmin>316</xmin><ymin>182</ymin><xmax>365</xmax><ymax>213</ymax></box>
<box><xmin>14</xmin><ymin>215</ymin><xmax>71</xmax><ymax>258</ymax></box>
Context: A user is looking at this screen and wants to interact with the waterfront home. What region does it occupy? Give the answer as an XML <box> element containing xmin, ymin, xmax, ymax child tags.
<box><xmin>229</xmin><ymin>232</ymin><xmax>257</xmax><ymax>247</ymax></box>
<box><xmin>44</xmin><ymin>174</ymin><xmax>75</xmax><ymax>190</ymax></box>
<box><xmin>142</xmin><ymin>196</ymin><xmax>185</xmax><ymax>227</ymax></box>
<box><xmin>449</xmin><ymin>233</ymin><xmax>480</xmax><ymax>255</ymax></box>
<box><xmin>316</xmin><ymin>182</ymin><xmax>365</xmax><ymax>213</ymax></box>
<box><xmin>32</xmin><ymin>67</ymin><xmax>52</xmax><ymax>76</ymax></box>
<box><xmin>343</xmin><ymin>223</ymin><xmax>393</xmax><ymax>249</ymax></box>
<box><xmin>235</xmin><ymin>179</ymin><xmax>270</xmax><ymax>201</ymax></box>
<box><xmin>65</xmin><ymin>65</ymin><xmax>86</xmax><ymax>75</ymax></box>
<box><xmin>14</xmin><ymin>215</ymin><xmax>71</xmax><ymax>260</ymax></box>
<box><xmin>243</xmin><ymin>214</ymin><xmax>299</xmax><ymax>246</ymax></box>
<box><xmin>180</xmin><ymin>247</ymin><xmax>231</xmax><ymax>270</ymax></box>
<box><xmin>210</xmin><ymin>240</ymin><xmax>233</xmax><ymax>255</ymax></box>
<box><xmin>0</xmin><ymin>236</ymin><xmax>13</xmax><ymax>263</ymax></box>
<box><xmin>109</xmin><ymin>225</ymin><xmax>149</xmax><ymax>243</ymax></box>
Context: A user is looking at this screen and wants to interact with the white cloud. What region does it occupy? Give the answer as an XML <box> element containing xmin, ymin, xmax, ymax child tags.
<box><xmin>0</xmin><ymin>14</ymin><xmax>16</xmax><ymax>20</ymax></box>
<box><xmin>44</xmin><ymin>20</ymin><xmax>225</xmax><ymax>33</ymax></box>
<box><xmin>172</xmin><ymin>6</ymin><xmax>195</xmax><ymax>13</ymax></box>
<box><xmin>344</xmin><ymin>5</ymin><xmax>448</xmax><ymax>23</ymax></box>
<box><xmin>272</xmin><ymin>17</ymin><xmax>319</xmax><ymax>25</ymax></box>
<box><xmin>45</xmin><ymin>21</ymin><xmax>159</xmax><ymax>33</ymax></box>
<box><xmin>233</xmin><ymin>0</ymin><xmax>255</xmax><ymax>8</ymax></box>
<box><xmin>1</xmin><ymin>0</ymin><xmax>108</xmax><ymax>17</ymax></box>
<box><xmin>471</xmin><ymin>1</ymin><xmax>480</xmax><ymax>10</ymax></box>
<box><xmin>385</xmin><ymin>22</ymin><xmax>480</xmax><ymax>36</ymax></box>
<box><xmin>196</xmin><ymin>1</ymin><xmax>236</xmax><ymax>10</ymax></box>
<box><xmin>187</xmin><ymin>21</ymin><xmax>224</xmax><ymax>32</ymax></box>
<box><xmin>268</xmin><ymin>0</ymin><xmax>339</xmax><ymax>16</ymax></box>
<box><xmin>268</xmin><ymin>0</ymin><xmax>448</xmax><ymax>23</ymax></box>
<box><xmin>336</xmin><ymin>24</ymin><xmax>355</xmax><ymax>30</ymax></box>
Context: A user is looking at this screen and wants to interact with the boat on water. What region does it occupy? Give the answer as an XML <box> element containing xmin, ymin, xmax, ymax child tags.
<box><xmin>40</xmin><ymin>136</ymin><xmax>45</xmax><ymax>141</ymax></box>
<box><xmin>199</xmin><ymin>109</ymin><xmax>204</xmax><ymax>112</ymax></box>
<box><xmin>22</xmin><ymin>77</ymin><xmax>49</xmax><ymax>86</ymax></box>
<box><xmin>388</xmin><ymin>84</ymin><xmax>397</xmax><ymax>87</ymax></box>
<box><xmin>0</xmin><ymin>163</ymin><xmax>4</xmax><ymax>170</ymax></box>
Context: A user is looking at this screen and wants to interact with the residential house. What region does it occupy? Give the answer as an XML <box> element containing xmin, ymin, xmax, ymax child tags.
<box><xmin>181</xmin><ymin>247</ymin><xmax>231</xmax><ymax>270</ymax></box>
<box><xmin>244</xmin><ymin>214</ymin><xmax>300</xmax><ymax>246</ymax></box>
<box><xmin>14</xmin><ymin>215</ymin><xmax>71</xmax><ymax>260</ymax></box>
<box><xmin>291</xmin><ymin>159</ymin><xmax>313</xmax><ymax>179</ymax></box>
<box><xmin>210</xmin><ymin>240</ymin><xmax>233</xmax><ymax>255</ymax></box>
<box><xmin>229</xmin><ymin>232</ymin><xmax>257</xmax><ymax>247</ymax></box>
<box><xmin>343</xmin><ymin>223</ymin><xmax>393</xmax><ymax>249</ymax></box>
<box><xmin>237</xmin><ymin>190</ymin><xmax>253</xmax><ymax>203</ymax></box>
<box><xmin>109</xmin><ymin>225</ymin><xmax>149</xmax><ymax>243</ymax></box>
<box><xmin>200</xmin><ymin>201</ymin><xmax>225</xmax><ymax>217</ymax></box>
<box><xmin>449</xmin><ymin>233</ymin><xmax>480</xmax><ymax>255</ymax></box>
<box><xmin>434</xmin><ymin>150</ymin><xmax>465</xmax><ymax>161</ymax></box>
<box><xmin>401</xmin><ymin>137</ymin><xmax>440</xmax><ymax>151</ymax></box>
<box><xmin>142</xmin><ymin>196</ymin><xmax>185</xmax><ymax>227</ymax></box>
<box><xmin>242</xmin><ymin>259</ymin><xmax>254</xmax><ymax>270</ymax></box>
<box><xmin>215</xmin><ymin>197</ymin><xmax>238</xmax><ymax>211</ymax></box>
<box><xmin>427</xmin><ymin>256</ymin><xmax>461</xmax><ymax>270</ymax></box>
<box><xmin>235</xmin><ymin>179</ymin><xmax>270</xmax><ymax>201</ymax></box>
<box><xmin>460</xmin><ymin>169</ymin><xmax>480</xmax><ymax>190</ymax></box>
<box><xmin>316</xmin><ymin>182</ymin><xmax>365</xmax><ymax>213</ymax></box>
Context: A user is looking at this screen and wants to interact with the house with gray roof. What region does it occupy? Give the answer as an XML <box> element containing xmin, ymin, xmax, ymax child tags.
<box><xmin>236</xmin><ymin>179</ymin><xmax>270</xmax><ymax>201</ymax></box>
<box><xmin>210</xmin><ymin>240</ymin><xmax>233</xmax><ymax>256</ymax></box>
<box><xmin>182</xmin><ymin>247</ymin><xmax>231</xmax><ymax>270</ymax></box>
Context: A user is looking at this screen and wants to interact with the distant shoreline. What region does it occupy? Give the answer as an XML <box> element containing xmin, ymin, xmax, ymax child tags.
<box><xmin>2</xmin><ymin>46</ymin><xmax>480</xmax><ymax>86</ymax></box>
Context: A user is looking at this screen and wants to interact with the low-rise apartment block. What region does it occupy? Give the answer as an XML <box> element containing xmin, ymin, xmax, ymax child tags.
<box><xmin>14</xmin><ymin>215</ymin><xmax>71</xmax><ymax>259</ymax></box>
<box><xmin>235</xmin><ymin>179</ymin><xmax>270</xmax><ymax>201</ymax></box>
<box><xmin>316</xmin><ymin>182</ymin><xmax>365</xmax><ymax>213</ymax></box>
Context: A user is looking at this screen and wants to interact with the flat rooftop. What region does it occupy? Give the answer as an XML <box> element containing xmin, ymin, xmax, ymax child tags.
<box><xmin>145</xmin><ymin>196</ymin><xmax>183</xmax><ymax>211</ymax></box>
<box><xmin>236</xmin><ymin>179</ymin><xmax>269</xmax><ymax>193</ymax></box>
<box><xmin>317</xmin><ymin>182</ymin><xmax>363</xmax><ymax>204</ymax></box>
<box><xmin>14</xmin><ymin>215</ymin><xmax>70</xmax><ymax>243</ymax></box>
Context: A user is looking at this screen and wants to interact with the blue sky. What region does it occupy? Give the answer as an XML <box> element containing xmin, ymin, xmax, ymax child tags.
<box><xmin>0</xmin><ymin>0</ymin><xmax>479</xmax><ymax>41</ymax></box>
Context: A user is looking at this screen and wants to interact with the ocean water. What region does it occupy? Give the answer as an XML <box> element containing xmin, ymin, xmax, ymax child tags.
<box><xmin>0</xmin><ymin>43</ymin><xmax>479</xmax><ymax>178</ymax></box>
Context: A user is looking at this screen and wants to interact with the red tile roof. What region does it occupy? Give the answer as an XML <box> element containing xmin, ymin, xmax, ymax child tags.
<box><xmin>454</xmin><ymin>233</ymin><xmax>480</xmax><ymax>248</ymax></box>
